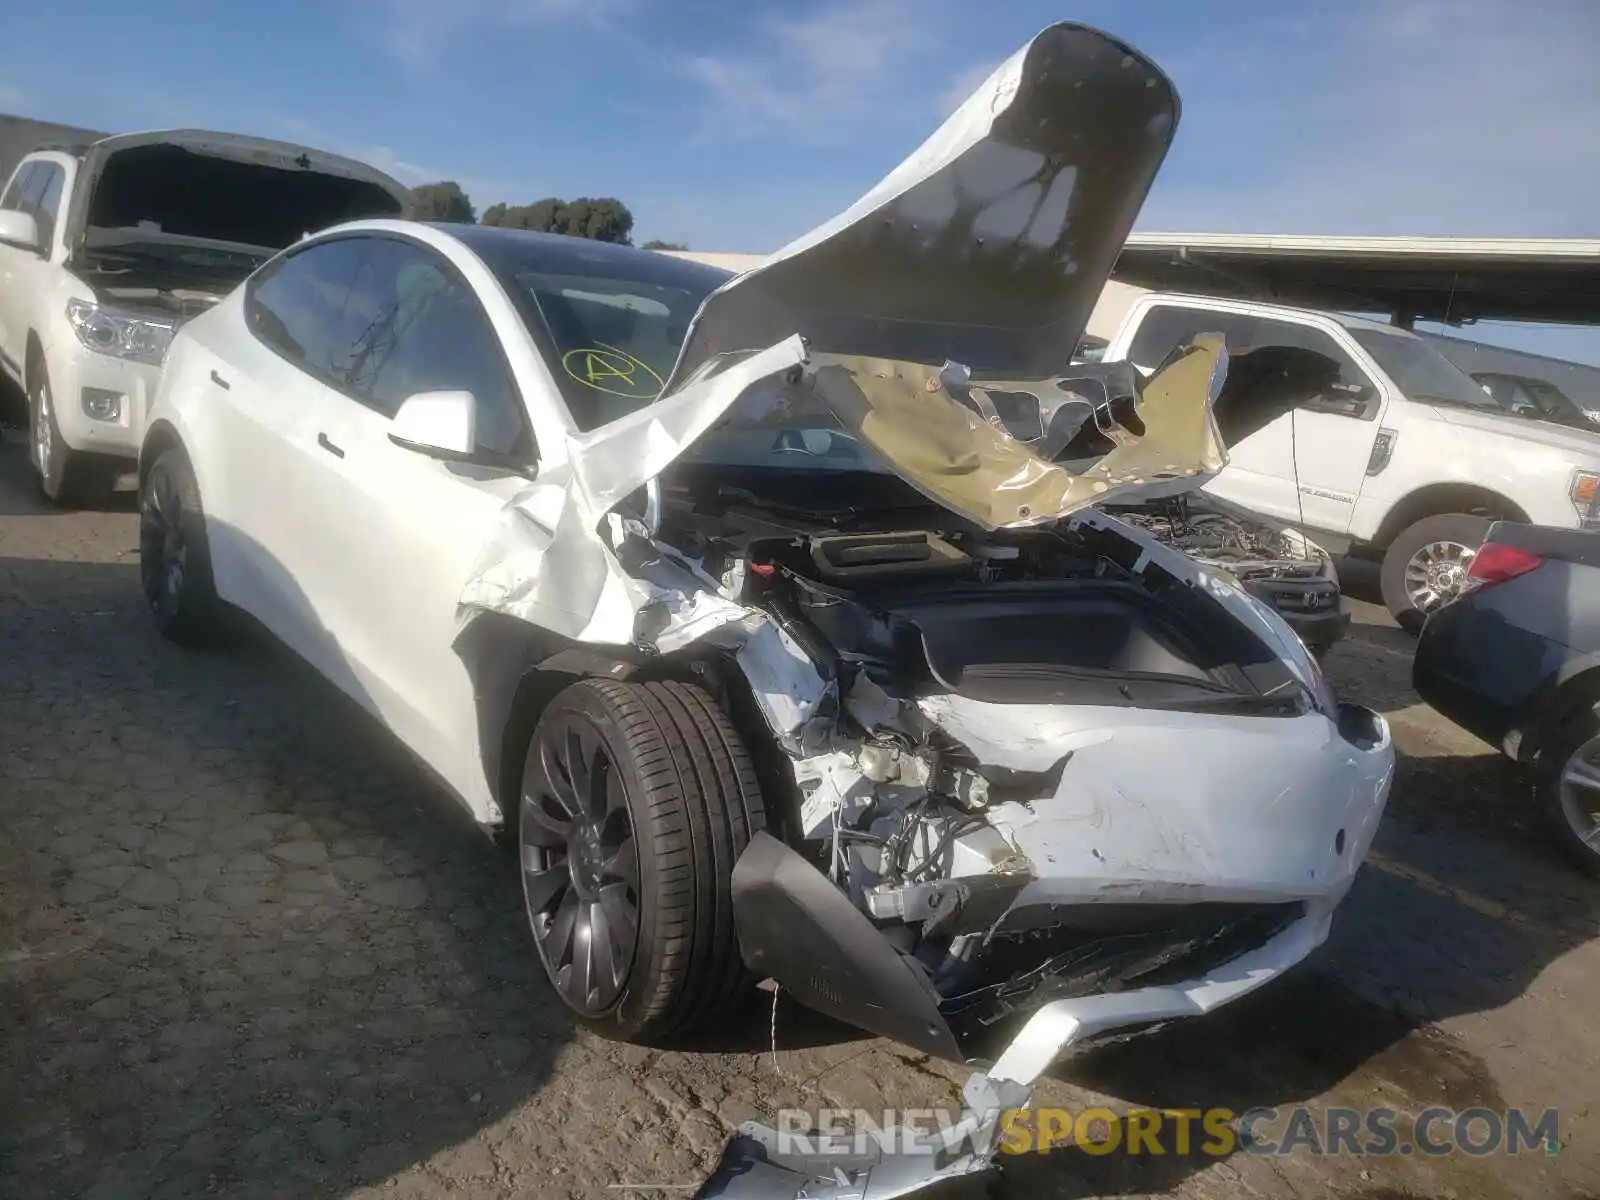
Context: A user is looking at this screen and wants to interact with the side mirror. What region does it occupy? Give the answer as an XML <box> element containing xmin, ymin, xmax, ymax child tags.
<box><xmin>0</xmin><ymin>210</ymin><xmax>41</xmax><ymax>253</ymax></box>
<box><xmin>388</xmin><ymin>390</ymin><xmax>477</xmax><ymax>459</ymax></box>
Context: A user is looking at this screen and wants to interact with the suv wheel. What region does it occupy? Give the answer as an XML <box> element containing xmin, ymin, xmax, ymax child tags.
<box><xmin>1536</xmin><ymin>704</ymin><xmax>1600</xmax><ymax>879</ymax></box>
<box><xmin>30</xmin><ymin>362</ymin><xmax>116</xmax><ymax>509</ymax></box>
<box><xmin>139</xmin><ymin>448</ymin><xmax>222</xmax><ymax>643</ymax></box>
<box><xmin>1379</xmin><ymin>513</ymin><xmax>1492</xmax><ymax>632</ymax></box>
<box><xmin>518</xmin><ymin>679</ymin><xmax>764</xmax><ymax>1043</ymax></box>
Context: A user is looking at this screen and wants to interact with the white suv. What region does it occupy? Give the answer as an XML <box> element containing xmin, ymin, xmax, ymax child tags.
<box><xmin>0</xmin><ymin>130</ymin><xmax>409</xmax><ymax>506</ymax></box>
<box><xmin>1102</xmin><ymin>293</ymin><xmax>1600</xmax><ymax>626</ymax></box>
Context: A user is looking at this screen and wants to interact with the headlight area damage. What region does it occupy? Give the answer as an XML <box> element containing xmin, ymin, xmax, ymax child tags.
<box><xmin>457</xmin><ymin>22</ymin><xmax>1395</xmax><ymax>1200</ymax></box>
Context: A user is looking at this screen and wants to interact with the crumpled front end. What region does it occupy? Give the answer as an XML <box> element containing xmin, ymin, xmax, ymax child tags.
<box><xmin>712</xmin><ymin>504</ymin><xmax>1392</xmax><ymax>1061</ymax></box>
<box><xmin>443</xmin><ymin>19</ymin><xmax>1394</xmax><ymax>1200</ymax></box>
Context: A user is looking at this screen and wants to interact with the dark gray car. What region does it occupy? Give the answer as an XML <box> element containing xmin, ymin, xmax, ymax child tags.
<box><xmin>1413</xmin><ymin>520</ymin><xmax>1600</xmax><ymax>874</ymax></box>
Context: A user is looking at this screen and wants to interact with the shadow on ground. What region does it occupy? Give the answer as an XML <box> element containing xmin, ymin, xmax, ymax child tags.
<box><xmin>0</xmin><ymin>534</ymin><xmax>573</xmax><ymax>1195</ymax></box>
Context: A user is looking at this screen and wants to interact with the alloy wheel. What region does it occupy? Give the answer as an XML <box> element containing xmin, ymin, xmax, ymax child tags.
<box><xmin>1557</xmin><ymin>732</ymin><xmax>1600</xmax><ymax>858</ymax></box>
<box><xmin>139</xmin><ymin>467</ymin><xmax>188</xmax><ymax>620</ymax></box>
<box><xmin>1402</xmin><ymin>539</ymin><xmax>1477</xmax><ymax>614</ymax></box>
<box><xmin>32</xmin><ymin>377</ymin><xmax>52</xmax><ymax>477</ymax></box>
<box><xmin>521</xmin><ymin>714</ymin><xmax>641</xmax><ymax>1015</ymax></box>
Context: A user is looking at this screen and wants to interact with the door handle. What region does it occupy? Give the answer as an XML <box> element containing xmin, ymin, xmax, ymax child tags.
<box><xmin>209</xmin><ymin>370</ymin><xmax>231</xmax><ymax>390</ymax></box>
<box><xmin>317</xmin><ymin>432</ymin><xmax>345</xmax><ymax>459</ymax></box>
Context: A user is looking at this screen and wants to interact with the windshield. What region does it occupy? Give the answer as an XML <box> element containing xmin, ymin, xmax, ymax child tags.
<box><xmin>1348</xmin><ymin>328</ymin><xmax>1498</xmax><ymax>409</ymax></box>
<box><xmin>518</xmin><ymin>270</ymin><xmax>713</xmax><ymax>429</ymax></box>
<box><xmin>474</xmin><ymin>232</ymin><xmax>727</xmax><ymax>431</ymax></box>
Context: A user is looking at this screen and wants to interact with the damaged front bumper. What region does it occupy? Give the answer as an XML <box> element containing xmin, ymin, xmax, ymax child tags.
<box><xmin>731</xmin><ymin>694</ymin><xmax>1393</xmax><ymax>1063</ymax></box>
<box><xmin>700</xmin><ymin>704</ymin><xmax>1390</xmax><ymax>1199</ymax></box>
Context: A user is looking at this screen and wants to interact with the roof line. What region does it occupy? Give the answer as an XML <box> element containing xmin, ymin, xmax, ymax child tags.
<box><xmin>1126</xmin><ymin>231</ymin><xmax>1600</xmax><ymax>260</ymax></box>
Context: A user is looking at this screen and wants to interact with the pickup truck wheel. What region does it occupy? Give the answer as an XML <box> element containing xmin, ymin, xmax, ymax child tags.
<box><xmin>139</xmin><ymin>448</ymin><xmax>222</xmax><ymax>644</ymax></box>
<box><xmin>1536</xmin><ymin>706</ymin><xmax>1600</xmax><ymax>879</ymax></box>
<box><xmin>519</xmin><ymin>678</ymin><xmax>764</xmax><ymax>1043</ymax></box>
<box><xmin>30</xmin><ymin>364</ymin><xmax>116</xmax><ymax>509</ymax></box>
<box><xmin>1379</xmin><ymin>513</ymin><xmax>1492</xmax><ymax>633</ymax></box>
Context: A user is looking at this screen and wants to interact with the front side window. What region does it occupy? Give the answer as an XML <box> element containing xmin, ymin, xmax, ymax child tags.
<box><xmin>26</xmin><ymin>163</ymin><xmax>66</xmax><ymax>249</ymax></box>
<box><xmin>1</xmin><ymin>163</ymin><xmax>37</xmax><ymax>212</ymax></box>
<box><xmin>1348</xmin><ymin>328</ymin><xmax>1496</xmax><ymax>409</ymax></box>
<box><xmin>335</xmin><ymin>239</ymin><xmax>530</xmax><ymax>458</ymax></box>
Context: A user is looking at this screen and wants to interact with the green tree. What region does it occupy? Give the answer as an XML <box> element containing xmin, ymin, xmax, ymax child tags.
<box><xmin>642</xmin><ymin>239</ymin><xmax>688</xmax><ymax>251</ymax></box>
<box><xmin>480</xmin><ymin>196</ymin><xmax>635</xmax><ymax>244</ymax></box>
<box><xmin>410</xmin><ymin>181</ymin><xmax>475</xmax><ymax>223</ymax></box>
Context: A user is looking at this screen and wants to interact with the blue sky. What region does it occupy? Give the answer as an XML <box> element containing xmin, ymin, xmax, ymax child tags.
<box><xmin>3</xmin><ymin>0</ymin><xmax>1598</xmax><ymax>364</ymax></box>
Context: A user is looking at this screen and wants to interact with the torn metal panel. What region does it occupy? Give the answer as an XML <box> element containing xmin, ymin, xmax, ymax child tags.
<box><xmin>733</xmin><ymin>623</ymin><xmax>836</xmax><ymax>752</ymax></box>
<box><xmin>457</xmin><ymin>336</ymin><xmax>807</xmax><ymax>643</ymax></box>
<box><xmin>806</xmin><ymin>336</ymin><xmax>1227</xmax><ymax>530</ymax></box>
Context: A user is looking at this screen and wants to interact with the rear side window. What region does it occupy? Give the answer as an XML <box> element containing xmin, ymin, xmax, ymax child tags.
<box><xmin>245</xmin><ymin>239</ymin><xmax>369</xmax><ymax>372</ymax></box>
<box><xmin>1127</xmin><ymin>306</ymin><xmax>1259</xmax><ymax>371</ymax></box>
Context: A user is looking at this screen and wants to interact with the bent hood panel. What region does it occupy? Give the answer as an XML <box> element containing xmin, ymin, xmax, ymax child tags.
<box><xmin>462</xmin><ymin>24</ymin><xmax>1209</xmax><ymax>644</ymax></box>
<box><xmin>65</xmin><ymin>129</ymin><xmax>413</xmax><ymax>262</ymax></box>
<box><xmin>662</xmin><ymin>22</ymin><xmax>1180</xmax><ymax>391</ymax></box>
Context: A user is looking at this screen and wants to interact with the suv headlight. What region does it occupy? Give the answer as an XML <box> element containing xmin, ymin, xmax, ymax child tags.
<box><xmin>66</xmin><ymin>299</ymin><xmax>177</xmax><ymax>366</ymax></box>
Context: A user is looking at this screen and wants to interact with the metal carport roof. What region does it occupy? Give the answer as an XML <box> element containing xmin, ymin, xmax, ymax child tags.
<box><xmin>1113</xmin><ymin>233</ymin><xmax>1600</xmax><ymax>327</ymax></box>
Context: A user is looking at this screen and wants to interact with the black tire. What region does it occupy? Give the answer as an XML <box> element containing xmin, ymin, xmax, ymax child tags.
<box><xmin>518</xmin><ymin>678</ymin><xmax>765</xmax><ymax>1043</ymax></box>
<box><xmin>1379</xmin><ymin>513</ymin><xmax>1493</xmax><ymax>633</ymax></box>
<box><xmin>1535</xmin><ymin>702</ymin><xmax>1600</xmax><ymax>880</ymax></box>
<box><xmin>29</xmin><ymin>359</ymin><xmax>117</xmax><ymax>508</ymax></box>
<box><xmin>139</xmin><ymin>447</ymin><xmax>222</xmax><ymax>644</ymax></box>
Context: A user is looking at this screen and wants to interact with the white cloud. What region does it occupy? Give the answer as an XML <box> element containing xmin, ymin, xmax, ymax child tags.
<box><xmin>374</xmin><ymin>0</ymin><xmax>632</xmax><ymax>69</ymax></box>
<box><xmin>681</xmin><ymin>0</ymin><xmax>942</xmax><ymax>145</ymax></box>
<box><xmin>0</xmin><ymin>85</ymin><xmax>23</xmax><ymax>112</ymax></box>
<box><xmin>1141</xmin><ymin>0</ymin><xmax>1600</xmax><ymax>238</ymax></box>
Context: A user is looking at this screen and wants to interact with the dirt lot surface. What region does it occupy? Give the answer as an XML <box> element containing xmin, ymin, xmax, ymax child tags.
<box><xmin>1</xmin><ymin>435</ymin><xmax>1595</xmax><ymax>1200</ymax></box>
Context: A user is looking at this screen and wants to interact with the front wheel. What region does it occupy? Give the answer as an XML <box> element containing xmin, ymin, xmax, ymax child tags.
<box><xmin>139</xmin><ymin>448</ymin><xmax>222</xmax><ymax>644</ymax></box>
<box><xmin>1379</xmin><ymin>513</ymin><xmax>1492</xmax><ymax>633</ymax></box>
<box><xmin>30</xmin><ymin>362</ymin><xmax>117</xmax><ymax>508</ymax></box>
<box><xmin>1535</xmin><ymin>704</ymin><xmax>1600</xmax><ymax>879</ymax></box>
<box><xmin>518</xmin><ymin>679</ymin><xmax>765</xmax><ymax>1044</ymax></box>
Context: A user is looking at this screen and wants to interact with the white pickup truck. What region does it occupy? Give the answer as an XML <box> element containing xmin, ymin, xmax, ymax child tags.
<box><xmin>1101</xmin><ymin>293</ymin><xmax>1600</xmax><ymax>627</ymax></box>
<box><xmin>0</xmin><ymin>126</ymin><xmax>411</xmax><ymax>506</ymax></box>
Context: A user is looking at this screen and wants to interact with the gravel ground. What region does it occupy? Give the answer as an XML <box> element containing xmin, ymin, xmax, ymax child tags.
<box><xmin>1</xmin><ymin>432</ymin><xmax>1596</xmax><ymax>1199</ymax></box>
